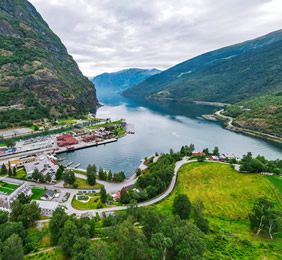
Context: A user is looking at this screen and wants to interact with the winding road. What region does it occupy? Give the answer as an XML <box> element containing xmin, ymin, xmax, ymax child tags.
<box><xmin>2</xmin><ymin>157</ymin><xmax>236</xmax><ymax>216</ymax></box>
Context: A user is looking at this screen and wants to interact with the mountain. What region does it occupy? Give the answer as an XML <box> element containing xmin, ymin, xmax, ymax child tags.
<box><xmin>0</xmin><ymin>0</ymin><xmax>99</xmax><ymax>126</ymax></box>
<box><xmin>123</xmin><ymin>30</ymin><xmax>282</xmax><ymax>137</ymax></box>
<box><xmin>92</xmin><ymin>68</ymin><xmax>161</xmax><ymax>91</ymax></box>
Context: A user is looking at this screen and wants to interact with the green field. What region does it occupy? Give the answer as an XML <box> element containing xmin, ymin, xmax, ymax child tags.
<box><xmin>157</xmin><ymin>162</ymin><xmax>280</xmax><ymax>219</ymax></box>
<box><xmin>72</xmin><ymin>195</ymin><xmax>103</xmax><ymax>210</ymax></box>
<box><xmin>16</xmin><ymin>168</ymin><xmax>27</xmax><ymax>179</ymax></box>
<box><xmin>156</xmin><ymin>162</ymin><xmax>282</xmax><ymax>259</ymax></box>
<box><xmin>31</xmin><ymin>187</ymin><xmax>46</xmax><ymax>200</ymax></box>
<box><xmin>0</xmin><ymin>181</ymin><xmax>19</xmax><ymax>194</ymax></box>
<box><xmin>64</xmin><ymin>177</ymin><xmax>103</xmax><ymax>190</ymax></box>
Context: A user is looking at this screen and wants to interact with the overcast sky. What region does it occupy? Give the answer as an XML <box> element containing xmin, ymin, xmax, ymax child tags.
<box><xmin>29</xmin><ymin>0</ymin><xmax>282</xmax><ymax>77</ymax></box>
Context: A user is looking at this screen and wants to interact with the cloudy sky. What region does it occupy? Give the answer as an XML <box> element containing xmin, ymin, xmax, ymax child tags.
<box><xmin>29</xmin><ymin>0</ymin><xmax>282</xmax><ymax>77</ymax></box>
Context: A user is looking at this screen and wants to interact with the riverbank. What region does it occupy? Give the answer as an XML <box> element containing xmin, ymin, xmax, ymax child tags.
<box><xmin>215</xmin><ymin>110</ymin><xmax>282</xmax><ymax>144</ymax></box>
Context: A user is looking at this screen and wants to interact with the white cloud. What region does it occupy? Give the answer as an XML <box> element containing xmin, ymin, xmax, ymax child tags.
<box><xmin>29</xmin><ymin>0</ymin><xmax>282</xmax><ymax>77</ymax></box>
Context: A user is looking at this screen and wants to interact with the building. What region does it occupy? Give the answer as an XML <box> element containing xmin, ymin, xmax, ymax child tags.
<box><xmin>81</xmin><ymin>135</ymin><xmax>96</xmax><ymax>143</ymax></box>
<box><xmin>33</xmin><ymin>200</ymin><xmax>59</xmax><ymax>216</ymax></box>
<box><xmin>209</xmin><ymin>156</ymin><xmax>224</xmax><ymax>162</ymax></box>
<box><xmin>40</xmin><ymin>190</ymin><xmax>56</xmax><ymax>201</ymax></box>
<box><xmin>57</xmin><ymin>134</ymin><xmax>79</xmax><ymax>147</ymax></box>
<box><xmin>192</xmin><ymin>152</ymin><xmax>206</xmax><ymax>157</ymax></box>
<box><xmin>112</xmin><ymin>191</ymin><xmax>121</xmax><ymax>201</ymax></box>
<box><xmin>0</xmin><ymin>182</ymin><xmax>31</xmax><ymax>212</ymax></box>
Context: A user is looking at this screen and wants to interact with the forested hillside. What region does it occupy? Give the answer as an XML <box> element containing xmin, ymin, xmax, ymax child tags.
<box><xmin>0</xmin><ymin>0</ymin><xmax>99</xmax><ymax>127</ymax></box>
<box><xmin>123</xmin><ymin>30</ymin><xmax>282</xmax><ymax>136</ymax></box>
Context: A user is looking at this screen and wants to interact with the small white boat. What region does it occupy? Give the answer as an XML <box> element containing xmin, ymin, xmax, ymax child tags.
<box><xmin>74</xmin><ymin>163</ymin><xmax>81</xmax><ymax>168</ymax></box>
<box><xmin>67</xmin><ymin>161</ymin><xmax>73</xmax><ymax>167</ymax></box>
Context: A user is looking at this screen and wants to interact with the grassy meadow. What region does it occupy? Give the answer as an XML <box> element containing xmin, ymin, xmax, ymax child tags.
<box><xmin>155</xmin><ymin>162</ymin><xmax>282</xmax><ymax>259</ymax></box>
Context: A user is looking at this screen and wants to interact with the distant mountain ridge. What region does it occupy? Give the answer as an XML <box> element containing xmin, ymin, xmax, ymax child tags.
<box><xmin>123</xmin><ymin>30</ymin><xmax>282</xmax><ymax>137</ymax></box>
<box><xmin>123</xmin><ymin>30</ymin><xmax>282</xmax><ymax>102</ymax></box>
<box><xmin>92</xmin><ymin>68</ymin><xmax>161</xmax><ymax>91</ymax></box>
<box><xmin>0</xmin><ymin>0</ymin><xmax>99</xmax><ymax>124</ymax></box>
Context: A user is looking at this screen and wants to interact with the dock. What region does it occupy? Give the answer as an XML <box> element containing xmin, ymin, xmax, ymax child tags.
<box><xmin>56</xmin><ymin>138</ymin><xmax>118</xmax><ymax>154</ymax></box>
<box><xmin>126</xmin><ymin>124</ymin><xmax>135</xmax><ymax>134</ymax></box>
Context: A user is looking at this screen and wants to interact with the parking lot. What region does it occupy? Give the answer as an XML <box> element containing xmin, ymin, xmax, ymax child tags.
<box><xmin>24</xmin><ymin>154</ymin><xmax>58</xmax><ymax>182</ymax></box>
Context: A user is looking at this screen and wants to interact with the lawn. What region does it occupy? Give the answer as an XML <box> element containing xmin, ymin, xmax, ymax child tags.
<box><xmin>16</xmin><ymin>168</ymin><xmax>27</xmax><ymax>178</ymax></box>
<box><xmin>72</xmin><ymin>195</ymin><xmax>103</xmax><ymax>210</ymax></box>
<box><xmin>64</xmin><ymin>177</ymin><xmax>103</xmax><ymax>189</ymax></box>
<box><xmin>31</xmin><ymin>187</ymin><xmax>46</xmax><ymax>200</ymax></box>
<box><xmin>155</xmin><ymin>162</ymin><xmax>282</xmax><ymax>259</ymax></box>
<box><xmin>0</xmin><ymin>181</ymin><xmax>18</xmax><ymax>194</ymax></box>
<box><xmin>0</xmin><ymin>187</ymin><xmax>13</xmax><ymax>194</ymax></box>
<box><xmin>156</xmin><ymin>162</ymin><xmax>280</xmax><ymax>220</ymax></box>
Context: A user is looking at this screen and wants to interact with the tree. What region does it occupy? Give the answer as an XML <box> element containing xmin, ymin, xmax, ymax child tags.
<box><xmin>98</xmin><ymin>167</ymin><xmax>107</xmax><ymax>180</ymax></box>
<box><xmin>50</xmin><ymin>207</ymin><xmax>68</xmax><ymax>245</ymax></box>
<box><xmin>193</xmin><ymin>199</ymin><xmax>209</xmax><ymax>234</ymax></box>
<box><xmin>108</xmin><ymin>170</ymin><xmax>113</xmax><ymax>181</ymax></box>
<box><xmin>72</xmin><ymin>237</ymin><xmax>90</xmax><ymax>260</ymax></box>
<box><xmin>59</xmin><ymin>220</ymin><xmax>79</xmax><ymax>256</ymax></box>
<box><xmin>8</xmin><ymin>167</ymin><xmax>12</xmax><ymax>177</ymax></box>
<box><xmin>27</xmin><ymin>201</ymin><xmax>41</xmax><ymax>226</ymax></box>
<box><xmin>87</xmin><ymin>164</ymin><xmax>96</xmax><ymax>185</ymax></box>
<box><xmin>45</xmin><ymin>173</ymin><xmax>52</xmax><ymax>183</ymax></box>
<box><xmin>4</xmin><ymin>139</ymin><xmax>15</xmax><ymax>148</ymax></box>
<box><xmin>2</xmin><ymin>234</ymin><xmax>24</xmax><ymax>260</ymax></box>
<box><xmin>100</xmin><ymin>186</ymin><xmax>107</xmax><ymax>204</ymax></box>
<box><xmin>115</xmin><ymin>220</ymin><xmax>149</xmax><ymax>260</ymax></box>
<box><xmin>172</xmin><ymin>194</ymin><xmax>191</xmax><ymax>220</ymax></box>
<box><xmin>0</xmin><ymin>211</ymin><xmax>8</xmax><ymax>225</ymax></box>
<box><xmin>172</xmin><ymin>222</ymin><xmax>206</xmax><ymax>259</ymax></box>
<box><xmin>212</xmin><ymin>146</ymin><xmax>220</xmax><ymax>156</ymax></box>
<box><xmin>55</xmin><ymin>165</ymin><xmax>64</xmax><ymax>180</ymax></box>
<box><xmin>249</xmin><ymin>197</ymin><xmax>281</xmax><ymax>239</ymax></box>
<box><xmin>202</xmin><ymin>148</ymin><xmax>209</xmax><ymax>155</ymax></box>
<box><xmin>136</xmin><ymin>168</ymin><xmax>142</xmax><ymax>177</ymax></box>
<box><xmin>63</xmin><ymin>170</ymin><xmax>76</xmax><ymax>185</ymax></box>
<box><xmin>32</xmin><ymin>168</ymin><xmax>41</xmax><ymax>181</ymax></box>
<box><xmin>197</xmin><ymin>155</ymin><xmax>206</xmax><ymax>162</ymax></box>
<box><xmin>150</xmin><ymin>232</ymin><xmax>173</xmax><ymax>260</ymax></box>
<box><xmin>17</xmin><ymin>193</ymin><xmax>32</xmax><ymax>204</ymax></box>
<box><xmin>1</xmin><ymin>163</ymin><xmax>7</xmax><ymax>175</ymax></box>
<box><xmin>120</xmin><ymin>187</ymin><xmax>130</xmax><ymax>204</ymax></box>
<box><xmin>85</xmin><ymin>241</ymin><xmax>108</xmax><ymax>260</ymax></box>
<box><xmin>12</xmin><ymin>167</ymin><xmax>17</xmax><ymax>176</ymax></box>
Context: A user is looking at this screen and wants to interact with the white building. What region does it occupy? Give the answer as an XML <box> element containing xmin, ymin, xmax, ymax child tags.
<box><xmin>33</xmin><ymin>200</ymin><xmax>59</xmax><ymax>216</ymax></box>
<box><xmin>0</xmin><ymin>182</ymin><xmax>32</xmax><ymax>212</ymax></box>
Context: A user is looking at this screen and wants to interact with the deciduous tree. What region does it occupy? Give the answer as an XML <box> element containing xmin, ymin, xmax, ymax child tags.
<box><xmin>2</xmin><ymin>234</ymin><xmax>24</xmax><ymax>260</ymax></box>
<box><xmin>172</xmin><ymin>194</ymin><xmax>191</xmax><ymax>220</ymax></box>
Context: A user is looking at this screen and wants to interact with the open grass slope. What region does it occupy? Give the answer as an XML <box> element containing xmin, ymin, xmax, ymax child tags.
<box><xmin>156</xmin><ymin>162</ymin><xmax>282</xmax><ymax>259</ymax></box>
<box><xmin>157</xmin><ymin>162</ymin><xmax>280</xmax><ymax>220</ymax></box>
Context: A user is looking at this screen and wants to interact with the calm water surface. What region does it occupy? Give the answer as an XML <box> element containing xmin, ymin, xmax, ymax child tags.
<box><xmin>57</xmin><ymin>87</ymin><xmax>282</xmax><ymax>177</ymax></box>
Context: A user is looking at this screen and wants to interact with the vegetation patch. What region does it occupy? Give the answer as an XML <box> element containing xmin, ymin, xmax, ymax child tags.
<box><xmin>31</xmin><ymin>187</ymin><xmax>46</xmax><ymax>200</ymax></box>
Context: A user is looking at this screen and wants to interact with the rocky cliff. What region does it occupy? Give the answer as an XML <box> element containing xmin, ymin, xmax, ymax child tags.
<box><xmin>0</xmin><ymin>0</ymin><xmax>99</xmax><ymax>120</ymax></box>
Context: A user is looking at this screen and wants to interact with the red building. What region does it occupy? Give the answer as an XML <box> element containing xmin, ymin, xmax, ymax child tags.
<box><xmin>192</xmin><ymin>152</ymin><xmax>206</xmax><ymax>156</ymax></box>
<box><xmin>57</xmin><ymin>134</ymin><xmax>78</xmax><ymax>147</ymax></box>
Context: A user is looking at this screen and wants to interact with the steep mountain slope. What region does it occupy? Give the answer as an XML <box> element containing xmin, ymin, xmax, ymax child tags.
<box><xmin>123</xmin><ymin>30</ymin><xmax>282</xmax><ymax>137</ymax></box>
<box><xmin>92</xmin><ymin>68</ymin><xmax>161</xmax><ymax>91</ymax></box>
<box><xmin>123</xmin><ymin>30</ymin><xmax>282</xmax><ymax>102</ymax></box>
<box><xmin>0</xmin><ymin>0</ymin><xmax>99</xmax><ymax>126</ymax></box>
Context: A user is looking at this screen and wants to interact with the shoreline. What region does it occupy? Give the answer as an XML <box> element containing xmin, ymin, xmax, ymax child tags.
<box><xmin>214</xmin><ymin>110</ymin><xmax>282</xmax><ymax>144</ymax></box>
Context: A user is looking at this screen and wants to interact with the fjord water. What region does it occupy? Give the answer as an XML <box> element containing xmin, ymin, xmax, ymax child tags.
<box><xmin>57</xmin><ymin>87</ymin><xmax>282</xmax><ymax>177</ymax></box>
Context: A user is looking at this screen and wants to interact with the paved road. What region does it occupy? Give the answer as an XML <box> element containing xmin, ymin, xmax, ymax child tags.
<box><xmin>3</xmin><ymin>157</ymin><xmax>239</xmax><ymax>216</ymax></box>
<box><xmin>216</xmin><ymin>109</ymin><xmax>281</xmax><ymax>142</ymax></box>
